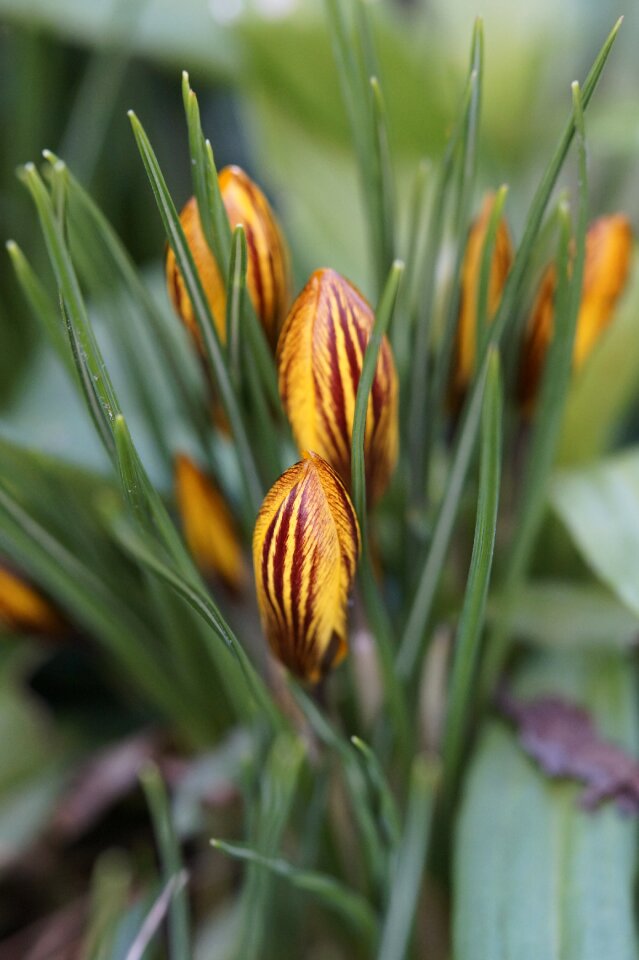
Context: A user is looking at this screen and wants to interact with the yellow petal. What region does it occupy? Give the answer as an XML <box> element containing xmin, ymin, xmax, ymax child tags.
<box><xmin>451</xmin><ymin>193</ymin><xmax>513</xmax><ymax>407</ymax></box>
<box><xmin>277</xmin><ymin>268</ymin><xmax>399</xmax><ymax>504</ymax></box>
<box><xmin>252</xmin><ymin>451</ymin><xmax>361</xmax><ymax>683</ymax></box>
<box><xmin>519</xmin><ymin>214</ymin><xmax>633</xmax><ymax>414</ymax></box>
<box><xmin>0</xmin><ymin>566</ymin><xmax>63</xmax><ymax>635</ymax></box>
<box><xmin>165</xmin><ymin>166</ymin><xmax>291</xmax><ymax>352</ymax></box>
<box><xmin>175</xmin><ymin>454</ymin><xmax>245</xmax><ymax>591</ymax></box>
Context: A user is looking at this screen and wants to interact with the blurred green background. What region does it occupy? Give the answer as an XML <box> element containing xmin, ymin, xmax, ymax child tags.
<box><xmin>0</xmin><ymin>0</ymin><xmax>636</xmax><ymax>422</ymax></box>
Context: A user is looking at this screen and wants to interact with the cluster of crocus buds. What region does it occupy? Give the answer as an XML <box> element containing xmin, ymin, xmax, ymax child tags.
<box><xmin>518</xmin><ymin>213</ymin><xmax>633</xmax><ymax>413</ymax></box>
<box><xmin>278</xmin><ymin>268</ymin><xmax>399</xmax><ymax>504</ymax></box>
<box><xmin>175</xmin><ymin>454</ymin><xmax>245</xmax><ymax>592</ymax></box>
<box><xmin>252</xmin><ymin>451</ymin><xmax>361</xmax><ymax>683</ymax></box>
<box><xmin>450</xmin><ymin>193</ymin><xmax>513</xmax><ymax>409</ymax></box>
<box><xmin>166</xmin><ymin>165</ymin><xmax>291</xmax><ymax>352</ymax></box>
<box><xmin>0</xmin><ymin>564</ymin><xmax>64</xmax><ymax>636</ymax></box>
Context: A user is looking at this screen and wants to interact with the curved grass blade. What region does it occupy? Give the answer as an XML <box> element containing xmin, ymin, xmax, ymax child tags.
<box><xmin>128</xmin><ymin>110</ymin><xmax>263</xmax><ymax>515</ymax></box>
<box><xmin>350</xmin><ymin>260</ymin><xmax>411</xmax><ymax>761</ymax></box>
<box><xmin>480</xmin><ymin>83</ymin><xmax>589</xmax><ymax>701</ymax></box>
<box><xmin>397</xmin><ymin>19</ymin><xmax>621</xmax><ymax>680</ymax></box>
<box><xmin>211</xmin><ymin>840</ymin><xmax>378</xmax><ymax>946</ymax></box>
<box><xmin>227</xmin><ymin>224</ymin><xmax>248</xmax><ymax>390</ymax></box>
<box><xmin>124</xmin><ymin>873</ymin><xmax>188</xmax><ymax>960</ymax></box>
<box><xmin>442</xmin><ymin>349</ymin><xmax>502</xmax><ymax>795</ymax></box>
<box><xmin>140</xmin><ymin>764</ymin><xmax>191</xmax><ymax>960</ymax></box>
<box><xmin>376</xmin><ymin>756</ymin><xmax>439</xmax><ymax>960</ymax></box>
<box><xmin>351</xmin><ymin>736</ymin><xmax>401</xmax><ymax>851</ymax></box>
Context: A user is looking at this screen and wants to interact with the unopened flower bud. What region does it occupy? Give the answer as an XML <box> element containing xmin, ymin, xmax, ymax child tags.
<box><xmin>277</xmin><ymin>269</ymin><xmax>398</xmax><ymax>504</ymax></box>
<box><xmin>0</xmin><ymin>565</ymin><xmax>64</xmax><ymax>635</ymax></box>
<box><xmin>451</xmin><ymin>193</ymin><xmax>513</xmax><ymax>407</ymax></box>
<box><xmin>518</xmin><ymin>214</ymin><xmax>632</xmax><ymax>413</ymax></box>
<box><xmin>175</xmin><ymin>454</ymin><xmax>245</xmax><ymax>591</ymax></box>
<box><xmin>252</xmin><ymin>451</ymin><xmax>361</xmax><ymax>683</ymax></box>
<box><xmin>166</xmin><ymin>166</ymin><xmax>290</xmax><ymax>351</ymax></box>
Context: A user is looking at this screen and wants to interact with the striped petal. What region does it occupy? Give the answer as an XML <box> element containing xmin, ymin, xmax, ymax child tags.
<box><xmin>175</xmin><ymin>454</ymin><xmax>245</xmax><ymax>591</ymax></box>
<box><xmin>518</xmin><ymin>213</ymin><xmax>633</xmax><ymax>414</ymax></box>
<box><xmin>277</xmin><ymin>268</ymin><xmax>398</xmax><ymax>504</ymax></box>
<box><xmin>0</xmin><ymin>565</ymin><xmax>64</xmax><ymax>635</ymax></box>
<box><xmin>166</xmin><ymin>165</ymin><xmax>291</xmax><ymax>351</ymax></box>
<box><xmin>451</xmin><ymin>193</ymin><xmax>513</xmax><ymax>408</ymax></box>
<box><xmin>252</xmin><ymin>451</ymin><xmax>361</xmax><ymax>683</ymax></box>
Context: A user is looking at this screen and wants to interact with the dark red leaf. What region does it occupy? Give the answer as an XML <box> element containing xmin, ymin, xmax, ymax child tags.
<box><xmin>496</xmin><ymin>687</ymin><xmax>639</xmax><ymax>814</ymax></box>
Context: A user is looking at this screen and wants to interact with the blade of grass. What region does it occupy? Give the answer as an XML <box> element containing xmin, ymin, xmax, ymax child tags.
<box><xmin>376</xmin><ymin>756</ymin><xmax>440</xmax><ymax>960</ymax></box>
<box><xmin>480</xmin><ymin>82</ymin><xmax>589</xmax><ymax>701</ymax></box>
<box><xmin>475</xmin><ymin>185</ymin><xmax>509</xmax><ymax>359</ymax></box>
<box><xmin>140</xmin><ymin>764</ymin><xmax>191</xmax><ymax>960</ymax></box>
<box><xmin>234</xmin><ymin>733</ymin><xmax>305</xmax><ymax>960</ymax></box>
<box><xmin>128</xmin><ymin>110</ymin><xmax>263</xmax><ymax>516</ymax></box>
<box><xmin>351</xmin><ymin>736</ymin><xmax>401</xmax><ymax>852</ymax></box>
<box><xmin>406</xmin><ymin>29</ymin><xmax>480</xmax><ymax>515</ymax></box>
<box><xmin>350</xmin><ymin>260</ymin><xmax>411</xmax><ymax>762</ymax></box>
<box><xmin>397</xmin><ymin>19</ymin><xmax>621</xmax><ymax>680</ymax></box>
<box><xmin>227</xmin><ymin>224</ymin><xmax>247</xmax><ymax>390</ymax></box>
<box><xmin>441</xmin><ymin>349</ymin><xmax>502</xmax><ymax>795</ymax></box>
<box><xmin>125</xmin><ymin>873</ymin><xmax>188</xmax><ymax>960</ymax></box>
<box><xmin>211</xmin><ymin>840</ymin><xmax>378</xmax><ymax>945</ymax></box>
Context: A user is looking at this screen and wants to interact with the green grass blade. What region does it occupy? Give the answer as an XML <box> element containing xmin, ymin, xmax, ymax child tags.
<box><xmin>140</xmin><ymin>764</ymin><xmax>191</xmax><ymax>960</ymax></box>
<box><xmin>376</xmin><ymin>756</ymin><xmax>439</xmax><ymax>960</ymax></box>
<box><xmin>350</xmin><ymin>260</ymin><xmax>411</xmax><ymax>761</ymax></box>
<box><xmin>108</xmin><ymin>508</ymin><xmax>280</xmax><ymax>729</ymax></box>
<box><xmin>442</xmin><ymin>349</ymin><xmax>502</xmax><ymax>795</ymax></box>
<box><xmin>6</xmin><ymin>239</ymin><xmax>74</xmax><ymax>377</ymax></box>
<box><xmin>128</xmin><ymin>110</ymin><xmax>263</xmax><ymax>515</ymax></box>
<box><xmin>480</xmin><ymin>84</ymin><xmax>588</xmax><ymax>700</ymax></box>
<box><xmin>351</xmin><ymin>736</ymin><xmax>401</xmax><ymax>851</ymax></box>
<box><xmin>233</xmin><ymin>733</ymin><xmax>305</xmax><ymax>960</ymax></box>
<box><xmin>397</xmin><ymin>19</ymin><xmax>620</xmax><ymax>680</ymax></box>
<box><xmin>125</xmin><ymin>874</ymin><xmax>188</xmax><ymax>960</ymax></box>
<box><xmin>211</xmin><ymin>840</ymin><xmax>378</xmax><ymax>945</ymax></box>
<box><xmin>475</xmin><ymin>184</ymin><xmax>509</xmax><ymax>357</ymax></box>
<box><xmin>227</xmin><ymin>224</ymin><xmax>248</xmax><ymax>390</ymax></box>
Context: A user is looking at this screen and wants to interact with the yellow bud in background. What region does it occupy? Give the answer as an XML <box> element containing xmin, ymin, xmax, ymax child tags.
<box><xmin>165</xmin><ymin>165</ymin><xmax>291</xmax><ymax>351</ymax></box>
<box><xmin>278</xmin><ymin>269</ymin><xmax>399</xmax><ymax>505</ymax></box>
<box><xmin>175</xmin><ymin>455</ymin><xmax>245</xmax><ymax>592</ymax></box>
<box><xmin>0</xmin><ymin>566</ymin><xmax>64</xmax><ymax>635</ymax></box>
<box><xmin>518</xmin><ymin>214</ymin><xmax>633</xmax><ymax>414</ymax></box>
<box><xmin>252</xmin><ymin>451</ymin><xmax>361</xmax><ymax>684</ymax></box>
<box><xmin>451</xmin><ymin>193</ymin><xmax>513</xmax><ymax>408</ymax></box>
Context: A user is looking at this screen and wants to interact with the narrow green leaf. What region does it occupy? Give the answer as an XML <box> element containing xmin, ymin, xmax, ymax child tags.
<box><xmin>128</xmin><ymin>110</ymin><xmax>263</xmax><ymax>515</ymax></box>
<box><xmin>376</xmin><ymin>756</ymin><xmax>439</xmax><ymax>960</ymax></box>
<box><xmin>442</xmin><ymin>349</ymin><xmax>502</xmax><ymax>794</ymax></box>
<box><xmin>351</xmin><ymin>736</ymin><xmax>402</xmax><ymax>851</ymax></box>
<box><xmin>125</xmin><ymin>873</ymin><xmax>188</xmax><ymax>960</ymax></box>
<box><xmin>140</xmin><ymin>764</ymin><xmax>191</xmax><ymax>960</ymax></box>
<box><xmin>398</xmin><ymin>19</ymin><xmax>621</xmax><ymax>680</ymax></box>
<box><xmin>211</xmin><ymin>839</ymin><xmax>378</xmax><ymax>945</ymax></box>
<box><xmin>480</xmin><ymin>82</ymin><xmax>589</xmax><ymax>701</ymax></box>
<box><xmin>234</xmin><ymin>733</ymin><xmax>305</xmax><ymax>960</ymax></box>
<box><xmin>227</xmin><ymin>224</ymin><xmax>248</xmax><ymax>390</ymax></box>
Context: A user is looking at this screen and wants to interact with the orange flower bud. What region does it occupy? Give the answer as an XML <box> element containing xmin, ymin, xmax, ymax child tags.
<box><xmin>0</xmin><ymin>565</ymin><xmax>64</xmax><ymax>635</ymax></box>
<box><xmin>451</xmin><ymin>193</ymin><xmax>513</xmax><ymax>407</ymax></box>
<box><xmin>166</xmin><ymin>165</ymin><xmax>290</xmax><ymax>351</ymax></box>
<box><xmin>175</xmin><ymin>455</ymin><xmax>245</xmax><ymax>591</ymax></box>
<box><xmin>518</xmin><ymin>214</ymin><xmax>633</xmax><ymax>413</ymax></box>
<box><xmin>277</xmin><ymin>269</ymin><xmax>398</xmax><ymax>504</ymax></box>
<box><xmin>252</xmin><ymin>451</ymin><xmax>361</xmax><ymax>683</ymax></box>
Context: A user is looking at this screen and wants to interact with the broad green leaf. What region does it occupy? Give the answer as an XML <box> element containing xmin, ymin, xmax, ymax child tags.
<box><xmin>551</xmin><ymin>448</ymin><xmax>639</xmax><ymax>620</ymax></box>
<box><xmin>496</xmin><ymin>580</ymin><xmax>639</xmax><ymax>650</ymax></box>
<box><xmin>455</xmin><ymin>649</ymin><xmax>639</xmax><ymax>960</ymax></box>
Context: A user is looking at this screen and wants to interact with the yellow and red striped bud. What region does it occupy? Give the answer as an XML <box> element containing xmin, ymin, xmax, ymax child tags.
<box><xmin>451</xmin><ymin>193</ymin><xmax>513</xmax><ymax>408</ymax></box>
<box><xmin>0</xmin><ymin>565</ymin><xmax>64</xmax><ymax>635</ymax></box>
<box><xmin>166</xmin><ymin>165</ymin><xmax>291</xmax><ymax>351</ymax></box>
<box><xmin>518</xmin><ymin>214</ymin><xmax>633</xmax><ymax>414</ymax></box>
<box><xmin>252</xmin><ymin>451</ymin><xmax>361</xmax><ymax>684</ymax></box>
<box><xmin>277</xmin><ymin>269</ymin><xmax>398</xmax><ymax>505</ymax></box>
<box><xmin>175</xmin><ymin>454</ymin><xmax>245</xmax><ymax>591</ymax></box>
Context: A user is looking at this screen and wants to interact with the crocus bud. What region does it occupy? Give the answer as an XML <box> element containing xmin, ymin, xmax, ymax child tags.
<box><xmin>451</xmin><ymin>193</ymin><xmax>513</xmax><ymax>407</ymax></box>
<box><xmin>518</xmin><ymin>214</ymin><xmax>632</xmax><ymax>413</ymax></box>
<box><xmin>277</xmin><ymin>269</ymin><xmax>398</xmax><ymax>504</ymax></box>
<box><xmin>166</xmin><ymin>165</ymin><xmax>290</xmax><ymax>351</ymax></box>
<box><xmin>175</xmin><ymin>455</ymin><xmax>245</xmax><ymax>591</ymax></box>
<box><xmin>0</xmin><ymin>565</ymin><xmax>64</xmax><ymax>635</ymax></box>
<box><xmin>252</xmin><ymin>451</ymin><xmax>361</xmax><ymax>683</ymax></box>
